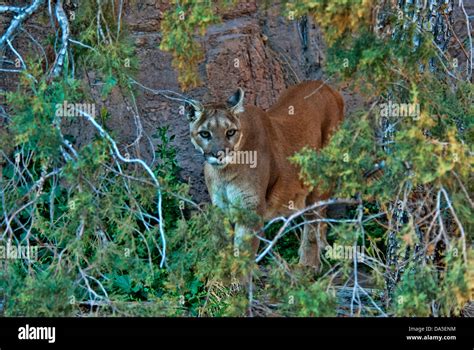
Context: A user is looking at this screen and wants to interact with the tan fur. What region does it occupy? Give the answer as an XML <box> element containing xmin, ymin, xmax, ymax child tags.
<box><xmin>188</xmin><ymin>81</ymin><xmax>344</xmax><ymax>270</ymax></box>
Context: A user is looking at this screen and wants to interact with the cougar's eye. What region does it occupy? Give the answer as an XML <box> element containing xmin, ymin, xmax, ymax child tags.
<box><xmin>199</xmin><ymin>131</ymin><xmax>211</xmax><ymax>139</ymax></box>
<box><xmin>226</xmin><ymin>129</ymin><xmax>237</xmax><ymax>138</ymax></box>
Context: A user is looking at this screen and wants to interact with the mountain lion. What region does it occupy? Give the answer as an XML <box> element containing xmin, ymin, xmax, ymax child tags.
<box><xmin>186</xmin><ymin>81</ymin><xmax>344</xmax><ymax>270</ymax></box>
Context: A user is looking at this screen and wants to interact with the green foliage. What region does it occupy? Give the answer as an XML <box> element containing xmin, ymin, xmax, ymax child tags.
<box><xmin>290</xmin><ymin>279</ymin><xmax>337</xmax><ymax>316</ymax></box>
<box><xmin>393</xmin><ymin>246</ymin><xmax>469</xmax><ymax>316</ymax></box>
<box><xmin>266</xmin><ymin>267</ymin><xmax>338</xmax><ymax>317</ymax></box>
<box><xmin>283</xmin><ymin>0</ymin><xmax>373</xmax><ymax>43</ymax></box>
<box><xmin>1</xmin><ymin>70</ymin><xmax>178</xmax><ymax>315</ymax></box>
<box><xmin>3</xmin><ymin>264</ymin><xmax>75</xmax><ymax>317</ymax></box>
<box><xmin>291</xmin><ymin>113</ymin><xmax>390</xmax><ymax>200</ymax></box>
<box><xmin>289</xmin><ymin>1</ymin><xmax>472</xmax><ymax>316</ymax></box>
<box><xmin>3</xmin><ymin>73</ymin><xmax>82</xmax><ymax>161</ymax></box>
<box><xmin>73</xmin><ymin>1</ymin><xmax>138</xmax><ymax>95</ymax></box>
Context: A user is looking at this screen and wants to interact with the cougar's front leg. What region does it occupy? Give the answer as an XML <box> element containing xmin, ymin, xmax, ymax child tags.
<box><xmin>234</xmin><ymin>223</ymin><xmax>262</xmax><ymax>257</ymax></box>
<box><xmin>298</xmin><ymin>209</ymin><xmax>328</xmax><ymax>272</ymax></box>
<box><xmin>233</xmin><ymin>198</ymin><xmax>265</xmax><ymax>258</ymax></box>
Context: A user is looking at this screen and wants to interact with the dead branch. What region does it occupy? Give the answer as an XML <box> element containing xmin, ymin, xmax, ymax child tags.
<box><xmin>50</xmin><ymin>0</ymin><xmax>70</xmax><ymax>77</ymax></box>
<box><xmin>0</xmin><ymin>0</ymin><xmax>45</xmax><ymax>48</ymax></box>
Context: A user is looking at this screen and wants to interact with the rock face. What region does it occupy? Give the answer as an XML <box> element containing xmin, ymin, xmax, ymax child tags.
<box><xmin>204</xmin><ymin>17</ymin><xmax>286</xmax><ymax>110</ymax></box>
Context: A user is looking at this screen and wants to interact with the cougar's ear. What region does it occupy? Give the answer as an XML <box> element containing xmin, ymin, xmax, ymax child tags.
<box><xmin>226</xmin><ymin>88</ymin><xmax>245</xmax><ymax>114</ymax></box>
<box><xmin>185</xmin><ymin>100</ymin><xmax>203</xmax><ymax>122</ymax></box>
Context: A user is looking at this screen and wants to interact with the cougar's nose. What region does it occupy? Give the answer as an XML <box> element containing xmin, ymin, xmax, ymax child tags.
<box><xmin>210</xmin><ymin>149</ymin><xmax>225</xmax><ymax>158</ymax></box>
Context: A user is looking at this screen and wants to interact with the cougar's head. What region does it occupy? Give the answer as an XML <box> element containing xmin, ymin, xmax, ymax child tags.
<box><xmin>186</xmin><ymin>88</ymin><xmax>245</xmax><ymax>167</ymax></box>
